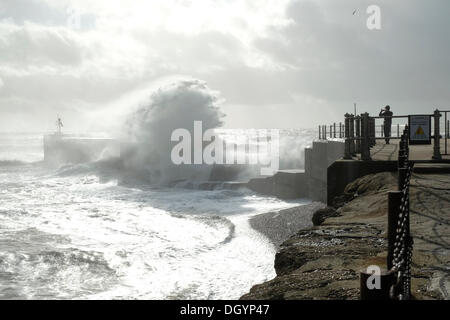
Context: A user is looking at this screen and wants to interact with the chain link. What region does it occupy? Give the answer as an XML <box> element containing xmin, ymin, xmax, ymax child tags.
<box><xmin>390</xmin><ymin>132</ymin><xmax>413</xmax><ymax>300</ymax></box>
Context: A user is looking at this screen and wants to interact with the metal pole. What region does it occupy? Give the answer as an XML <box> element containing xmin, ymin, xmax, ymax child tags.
<box><xmin>350</xmin><ymin>114</ymin><xmax>356</xmax><ymax>156</ymax></box>
<box><xmin>397</xmin><ymin>124</ymin><xmax>400</xmax><ymax>138</ymax></box>
<box><xmin>445</xmin><ymin>112</ymin><xmax>448</xmax><ymax>155</ymax></box>
<box><xmin>433</xmin><ymin>109</ymin><xmax>442</xmax><ymax>160</ymax></box>
<box><xmin>361</xmin><ymin>113</ymin><xmax>371</xmax><ymax>161</ymax></box>
<box><xmin>355</xmin><ymin>116</ymin><xmax>361</xmax><ymax>154</ymax></box>
<box><xmin>344</xmin><ymin>114</ymin><xmax>352</xmax><ymax>159</ymax></box>
<box><xmin>447</xmin><ymin>119</ymin><xmax>449</xmax><ymax>138</ymax></box>
<box><xmin>333</xmin><ymin>123</ymin><xmax>336</xmax><ymax>138</ymax></box>
<box><xmin>370</xmin><ymin>118</ymin><xmax>375</xmax><ymax>147</ymax></box>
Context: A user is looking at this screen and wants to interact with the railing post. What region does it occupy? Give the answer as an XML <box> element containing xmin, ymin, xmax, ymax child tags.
<box><xmin>404</xmin><ymin>125</ymin><xmax>409</xmax><ymax>158</ymax></box>
<box><xmin>397</xmin><ymin>124</ymin><xmax>400</xmax><ymax>138</ymax></box>
<box><xmin>355</xmin><ymin>115</ymin><xmax>361</xmax><ymax>154</ymax></box>
<box><xmin>372</xmin><ymin>118</ymin><xmax>376</xmax><ymax>146</ymax></box>
<box><xmin>350</xmin><ymin>114</ymin><xmax>356</xmax><ymax>156</ymax></box>
<box><xmin>368</xmin><ymin>118</ymin><xmax>374</xmax><ymax>147</ymax></box>
<box><xmin>445</xmin><ymin>113</ymin><xmax>448</xmax><ymax>155</ymax></box>
<box><xmin>333</xmin><ymin>123</ymin><xmax>336</xmax><ymax>138</ymax></box>
<box><xmin>344</xmin><ymin>113</ymin><xmax>352</xmax><ymax>159</ymax></box>
<box><xmin>361</xmin><ymin>113</ymin><xmax>371</xmax><ymax>161</ymax></box>
<box><xmin>432</xmin><ymin>109</ymin><xmax>442</xmax><ymax>160</ymax></box>
<box><xmin>447</xmin><ymin>119</ymin><xmax>449</xmax><ymax>138</ymax></box>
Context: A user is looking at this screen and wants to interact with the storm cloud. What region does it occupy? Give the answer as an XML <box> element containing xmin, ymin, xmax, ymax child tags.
<box><xmin>0</xmin><ymin>0</ymin><xmax>449</xmax><ymax>132</ymax></box>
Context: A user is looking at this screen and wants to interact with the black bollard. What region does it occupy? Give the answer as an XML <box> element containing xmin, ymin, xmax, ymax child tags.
<box><xmin>360</xmin><ymin>269</ymin><xmax>396</xmax><ymax>300</ymax></box>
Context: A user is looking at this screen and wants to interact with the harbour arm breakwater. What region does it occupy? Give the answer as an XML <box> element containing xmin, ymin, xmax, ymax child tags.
<box><xmin>242</xmin><ymin>170</ymin><xmax>450</xmax><ymax>300</ymax></box>
<box><xmin>240</xmin><ymin>122</ymin><xmax>450</xmax><ymax>300</ymax></box>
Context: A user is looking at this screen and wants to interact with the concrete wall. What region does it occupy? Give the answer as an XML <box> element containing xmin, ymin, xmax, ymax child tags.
<box><xmin>119</xmin><ymin>138</ymin><xmax>350</xmax><ymax>203</ymax></box>
<box><xmin>247</xmin><ymin>140</ymin><xmax>345</xmax><ymax>201</ymax></box>
<box><xmin>327</xmin><ymin>160</ymin><xmax>398</xmax><ymax>206</ymax></box>
<box><xmin>247</xmin><ymin>169</ymin><xmax>308</xmax><ymax>199</ymax></box>
<box><xmin>305</xmin><ymin>140</ymin><xmax>345</xmax><ymax>202</ymax></box>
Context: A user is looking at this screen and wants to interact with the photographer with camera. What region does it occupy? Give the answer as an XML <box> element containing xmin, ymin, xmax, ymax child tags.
<box><xmin>379</xmin><ymin>105</ymin><xmax>393</xmax><ymax>144</ymax></box>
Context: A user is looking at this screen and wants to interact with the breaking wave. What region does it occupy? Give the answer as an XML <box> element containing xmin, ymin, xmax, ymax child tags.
<box><xmin>123</xmin><ymin>78</ymin><xmax>225</xmax><ymax>184</ymax></box>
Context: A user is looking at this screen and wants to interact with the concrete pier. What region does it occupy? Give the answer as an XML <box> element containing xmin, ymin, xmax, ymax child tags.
<box><xmin>115</xmin><ymin>127</ymin><xmax>450</xmax><ymax>203</ymax></box>
<box><xmin>247</xmin><ymin>139</ymin><xmax>345</xmax><ymax>202</ymax></box>
<box><xmin>44</xmin><ymin>134</ymin><xmax>119</xmax><ymax>165</ymax></box>
<box><xmin>246</xmin><ymin>137</ymin><xmax>450</xmax><ymax>204</ymax></box>
<box><xmin>326</xmin><ymin>139</ymin><xmax>450</xmax><ymax>205</ymax></box>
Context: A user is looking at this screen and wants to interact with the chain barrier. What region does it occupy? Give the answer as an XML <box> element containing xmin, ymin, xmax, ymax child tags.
<box><xmin>389</xmin><ymin>126</ymin><xmax>414</xmax><ymax>300</ymax></box>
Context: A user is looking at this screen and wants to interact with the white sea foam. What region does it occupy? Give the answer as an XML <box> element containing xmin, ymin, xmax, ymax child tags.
<box><xmin>0</xmin><ymin>112</ymin><xmax>316</xmax><ymax>299</ymax></box>
<box><xmin>0</xmin><ymin>159</ymin><xmax>306</xmax><ymax>299</ymax></box>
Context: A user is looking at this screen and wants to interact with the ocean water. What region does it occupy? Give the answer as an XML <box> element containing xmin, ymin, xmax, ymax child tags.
<box><xmin>0</xmin><ymin>131</ymin><xmax>314</xmax><ymax>300</ymax></box>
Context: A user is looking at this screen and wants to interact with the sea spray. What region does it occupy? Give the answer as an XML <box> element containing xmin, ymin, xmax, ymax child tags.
<box><xmin>120</xmin><ymin>80</ymin><xmax>317</xmax><ymax>184</ymax></box>
<box><xmin>123</xmin><ymin>78</ymin><xmax>225</xmax><ymax>184</ymax></box>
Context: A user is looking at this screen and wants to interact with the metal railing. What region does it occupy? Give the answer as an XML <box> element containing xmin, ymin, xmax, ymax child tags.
<box><xmin>387</xmin><ymin>128</ymin><xmax>414</xmax><ymax>300</ymax></box>
<box><xmin>442</xmin><ymin>110</ymin><xmax>450</xmax><ymax>155</ymax></box>
<box><xmin>318</xmin><ymin>122</ymin><xmax>346</xmax><ymax>139</ymax></box>
<box><xmin>318</xmin><ymin>109</ymin><xmax>450</xmax><ymax>161</ymax></box>
<box><xmin>359</xmin><ymin>127</ymin><xmax>414</xmax><ymax>300</ymax></box>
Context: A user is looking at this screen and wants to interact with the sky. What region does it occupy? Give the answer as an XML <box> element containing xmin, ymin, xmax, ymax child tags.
<box><xmin>0</xmin><ymin>0</ymin><xmax>449</xmax><ymax>132</ymax></box>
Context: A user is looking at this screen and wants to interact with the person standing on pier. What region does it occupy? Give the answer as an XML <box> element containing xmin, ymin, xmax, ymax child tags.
<box><xmin>379</xmin><ymin>105</ymin><xmax>393</xmax><ymax>144</ymax></box>
<box><xmin>56</xmin><ymin>115</ymin><xmax>64</xmax><ymax>135</ymax></box>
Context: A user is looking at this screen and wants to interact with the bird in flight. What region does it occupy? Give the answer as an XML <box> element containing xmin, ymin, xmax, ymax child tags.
<box><xmin>352</xmin><ymin>9</ymin><xmax>357</xmax><ymax>15</ymax></box>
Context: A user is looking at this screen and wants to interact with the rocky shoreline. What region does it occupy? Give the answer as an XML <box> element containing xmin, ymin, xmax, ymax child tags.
<box><xmin>242</xmin><ymin>171</ymin><xmax>449</xmax><ymax>300</ymax></box>
<box><xmin>249</xmin><ymin>202</ymin><xmax>326</xmax><ymax>248</ymax></box>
